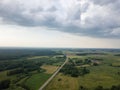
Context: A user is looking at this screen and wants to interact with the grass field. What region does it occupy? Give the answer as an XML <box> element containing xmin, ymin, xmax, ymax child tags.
<box><xmin>25</xmin><ymin>73</ymin><xmax>51</xmax><ymax>90</ymax></box>
<box><xmin>41</xmin><ymin>65</ymin><xmax>58</xmax><ymax>74</ymax></box>
<box><xmin>44</xmin><ymin>73</ymin><xmax>79</xmax><ymax>90</ymax></box>
<box><xmin>0</xmin><ymin>71</ymin><xmax>8</xmax><ymax>81</ymax></box>
<box><xmin>78</xmin><ymin>65</ymin><xmax>120</xmax><ymax>90</ymax></box>
<box><xmin>112</xmin><ymin>62</ymin><xmax>120</xmax><ymax>67</ymax></box>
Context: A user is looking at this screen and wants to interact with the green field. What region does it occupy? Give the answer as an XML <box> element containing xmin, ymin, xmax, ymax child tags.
<box><xmin>25</xmin><ymin>73</ymin><xmax>51</xmax><ymax>90</ymax></box>
<box><xmin>44</xmin><ymin>73</ymin><xmax>79</xmax><ymax>90</ymax></box>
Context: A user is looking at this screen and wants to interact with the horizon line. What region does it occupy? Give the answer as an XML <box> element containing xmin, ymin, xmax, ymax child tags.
<box><xmin>0</xmin><ymin>46</ymin><xmax>120</xmax><ymax>49</ymax></box>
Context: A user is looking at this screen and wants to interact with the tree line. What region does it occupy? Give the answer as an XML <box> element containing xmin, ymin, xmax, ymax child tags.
<box><xmin>79</xmin><ymin>85</ymin><xmax>120</xmax><ymax>90</ymax></box>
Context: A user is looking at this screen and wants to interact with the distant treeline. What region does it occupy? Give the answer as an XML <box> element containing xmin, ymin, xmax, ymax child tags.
<box><xmin>114</xmin><ymin>54</ymin><xmax>120</xmax><ymax>56</ymax></box>
<box><xmin>76</xmin><ymin>53</ymin><xmax>107</xmax><ymax>56</ymax></box>
<box><xmin>63</xmin><ymin>48</ymin><xmax>120</xmax><ymax>53</ymax></box>
<box><xmin>0</xmin><ymin>48</ymin><xmax>62</xmax><ymax>60</ymax></box>
<box><xmin>0</xmin><ymin>56</ymin><xmax>65</xmax><ymax>72</ymax></box>
<box><xmin>79</xmin><ymin>85</ymin><xmax>120</xmax><ymax>90</ymax></box>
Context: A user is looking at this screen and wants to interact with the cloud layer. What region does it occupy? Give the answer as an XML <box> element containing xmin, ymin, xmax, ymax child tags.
<box><xmin>0</xmin><ymin>0</ymin><xmax>120</xmax><ymax>38</ymax></box>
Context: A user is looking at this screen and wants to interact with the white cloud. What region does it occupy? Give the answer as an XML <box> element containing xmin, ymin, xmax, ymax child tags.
<box><xmin>0</xmin><ymin>0</ymin><xmax>120</xmax><ymax>38</ymax></box>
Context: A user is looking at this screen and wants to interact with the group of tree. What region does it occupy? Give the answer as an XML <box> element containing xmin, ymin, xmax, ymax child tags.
<box><xmin>74</xmin><ymin>58</ymin><xmax>100</xmax><ymax>66</ymax></box>
<box><xmin>76</xmin><ymin>53</ymin><xmax>106</xmax><ymax>56</ymax></box>
<box><xmin>95</xmin><ymin>85</ymin><xmax>120</xmax><ymax>90</ymax></box>
<box><xmin>6</xmin><ymin>61</ymin><xmax>45</xmax><ymax>76</ymax></box>
<box><xmin>60</xmin><ymin>61</ymin><xmax>90</xmax><ymax>77</ymax></box>
<box><xmin>0</xmin><ymin>79</ymin><xmax>10</xmax><ymax>89</ymax></box>
<box><xmin>0</xmin><ymin>56</ymin><xmax>65</xmax><ymax>72</ymax></box>
<box><xmin>72</xmin><ymin>58</ymin><xmax>91</xmax><ymax>66</ymax></box>
<box><xmin>79</xmin><ymin>85</ymin><xmax>120</xmax><ymax>90</ymax></box>
<box><xmin>7</xmin><ymin>68</ymin><xmax>24</xmax><ymax>76</ymax></box>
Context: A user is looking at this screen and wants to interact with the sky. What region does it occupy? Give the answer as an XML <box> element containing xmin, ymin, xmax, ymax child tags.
<box><xmin>0</xmin><ymin>0</ymin><xmax>120</xmax><ymax>48</ymax></box>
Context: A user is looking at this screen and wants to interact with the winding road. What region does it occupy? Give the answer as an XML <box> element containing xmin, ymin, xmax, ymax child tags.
<box><xmin>39</xmin><ymin>56</ymin><xmax>68</xmax><ymax>90</ymax></box>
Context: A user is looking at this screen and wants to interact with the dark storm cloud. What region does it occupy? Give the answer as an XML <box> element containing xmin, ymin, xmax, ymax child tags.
<box><xmin>0</xmin><ymin>0</ymin><xmax>120</xmax><ymax>38</ymax></box>
<box><xmin>92</xmin><ymin>0</ymin><xmax>114</xmax><ymax>5</ymax></box>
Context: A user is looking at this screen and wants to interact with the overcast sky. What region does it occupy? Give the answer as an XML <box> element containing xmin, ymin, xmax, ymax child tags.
<box><xmin>0</xmin><ymin>0</ymin><xmax>120</xmax><ymax>48</ymax></box>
